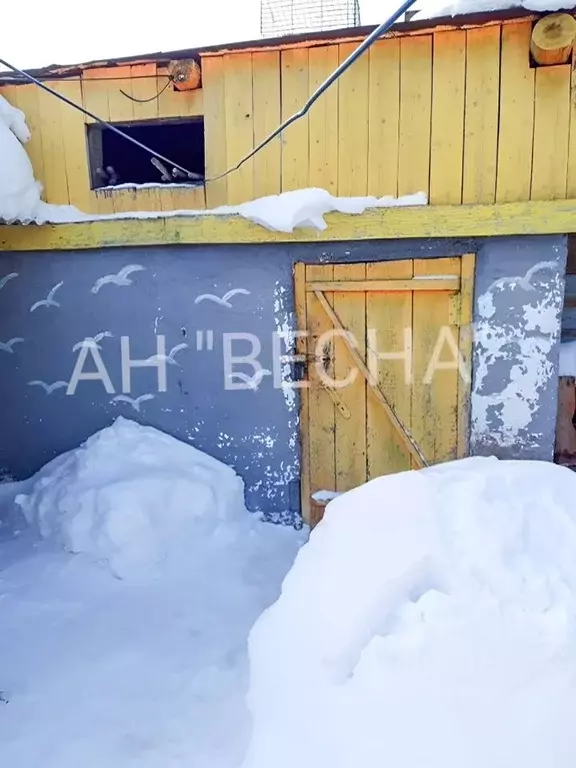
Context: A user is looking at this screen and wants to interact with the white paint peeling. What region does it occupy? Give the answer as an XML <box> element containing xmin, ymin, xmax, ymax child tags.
<box><xmin>471</xmin><ymin>260</ymin><xmax>563</xmax><ymax>449</ymax></box>
<box><xmin>273</xmin><ymin>280</ymin><xmax>298</xmax><ymax>412</ymax></box>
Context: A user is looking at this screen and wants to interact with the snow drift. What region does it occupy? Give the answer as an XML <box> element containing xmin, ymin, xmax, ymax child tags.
<box><xmin>243</xmin><ymin>456</ymin><xmax>576</xmax><ymax>768</ymax></box>
<box><xmin>0</xmin><ymin>418</ymin><xmax>303</xmax><ymax>767</ymax></box>
<box><xmin>0</xmin><ymin>94</ymin><xmax>83</xmax><ymax>224</ymax></box>
<box><xmin>0</xmin><ymin>94</ymin><xmax>42</xmax><ymax>223</ymax></box>
<box><xmin>15</xmin><ymin>416</ymin><xmax>247</xmax><ymax>579</ymax></box>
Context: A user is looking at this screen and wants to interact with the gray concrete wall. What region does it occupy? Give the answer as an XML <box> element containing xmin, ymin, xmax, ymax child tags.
<box><xmin>0</xmin><ymin>235</ymin><xmax>567</xmax><ymax>520</ymax></box>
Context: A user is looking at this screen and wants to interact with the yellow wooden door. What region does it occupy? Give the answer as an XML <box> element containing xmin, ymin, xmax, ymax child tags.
<box><xmin>294</xmin><ymin>255</ymin><xmax>475</xmax><ymax>526</ymax></box>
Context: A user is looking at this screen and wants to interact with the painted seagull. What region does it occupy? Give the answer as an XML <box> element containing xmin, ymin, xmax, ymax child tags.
<box><xmin>194</xmin><ymin>288</ymin><xmax>250</xmax><ymax>308</ymax></box>
<box><xmin>91</xmin><ymin>265</ymin><xmax>146</xmax><ymax>294</ymax></box>
<box><xmin>72</xmin><ymin>331</ymin><xmax>113</xmax><ymax>352</ymax></box>
<box><xmin>0</xmin><ymin>337</ymin><xmax>24</xmax><ymax>353</ymax></box>
<box><xmin>111</xmin><ymin>394</ymin><xmax>155</xmax><ymax>412</ymax></box>
<box><xmin>28</xmin><ymin>380</ymin><xmax>69</xmax><ymax>395</ymax></box>
<box><xmin>145</xmin><ymin>343</ymin><xmax>189</xmax><ymax>366</ymax></box>
<box><xmin>0</xmin><ymin>272</ymin><xmax>18</xmax><ymax>292</ymax></box>
<box><xmin>489</xmin><ymin>261</ymin><xmax>559</xmax><ymax>293</ymax></box>
<box><xmin>228</xmin><ymin>369</ymin><xmax>272</xmax><ymax>390</ymax></box>
<box><xmin>29</xmin><ymin>281</ymin><xmax>64</xmax><ymax>312</ymax></box>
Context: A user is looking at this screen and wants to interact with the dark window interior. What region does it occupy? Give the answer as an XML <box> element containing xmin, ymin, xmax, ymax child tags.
<box><xmin>87</xmin><ymin>118</ymin><xmax>205</xmax><ymax>189</ymax></box>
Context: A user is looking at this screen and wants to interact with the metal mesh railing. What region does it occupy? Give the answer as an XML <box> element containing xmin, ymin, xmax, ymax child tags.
<box><xmin>261</xmin><ymin>0</ymin><xmax>361</xmax><ymax>38</ymax></box>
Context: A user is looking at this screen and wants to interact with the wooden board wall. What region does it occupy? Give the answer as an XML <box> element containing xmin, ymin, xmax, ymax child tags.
<box><xmin>1</xmin><ymin>18</ymin><xmax>575</xmax><ymax>214</ymax></box>
<box><xmin>1</xmin><ymin>64</ymin><xmax>205</xmax><ymax>215</ymax></box>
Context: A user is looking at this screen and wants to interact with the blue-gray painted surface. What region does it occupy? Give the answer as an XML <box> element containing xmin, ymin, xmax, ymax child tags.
<box><xmin>470</xmin><ymin>236</ymin><xmax>566</xmax><ymax>461</ymax></box>
<box><xmin>0</xmin><ymin>235</ymin><xmax>567</xmax><ymax>519</ymax></box>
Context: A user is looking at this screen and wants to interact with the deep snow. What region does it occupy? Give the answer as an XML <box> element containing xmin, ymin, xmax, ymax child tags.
<box><xmin>244</xmin><ymin>456</ymin><xmax>576</xmax><ymax>768</ymax></box>
<box><xmin>0</xmin><ymin>418</ymin><xmax>304</xmax><ymax>767</ymax></box>
<box><xmin>3</xmin><ymin>426</ymin><xmax>576</xmax><ymax>768</ymax></box>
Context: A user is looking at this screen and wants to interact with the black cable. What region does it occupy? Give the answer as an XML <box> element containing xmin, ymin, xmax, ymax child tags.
<box><xmin>210</xmin><ymin>0</ymin><xmax>420</xmax><ymax>182</ymax></box>
<box><xmin>119</xmin><ymin>76</ymin><xmax>173</xmax><ymax>103</ymax></box>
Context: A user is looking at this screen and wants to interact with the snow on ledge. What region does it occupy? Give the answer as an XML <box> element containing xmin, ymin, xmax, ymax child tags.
<box><xmin>1</xmin><ymin>93</ymin><xmax>427</xmax><ymax>233</ymax></box>
<box><xmin>17</xmin><ymin>188</ymin><xmax>429</xmax><ymax>234</ymax></box>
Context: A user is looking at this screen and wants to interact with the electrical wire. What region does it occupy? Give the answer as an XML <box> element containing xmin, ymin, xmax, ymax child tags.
<box><xmin>0</xmin><ymin>0</ymin><xmax>418</xmax><ymax>186</ymax></box>
<box><xmin>119</xmin><ymin>76</ymin><xmax>173</xmax><ymax>103</ymax></box>
<box><xmin>209</xmin><ymin>0</ymin><xmax>420</xmax><ymax>182</ymax></box>
<box><xmin>0</xmin><ymin>58</ymin><xmax>202</xmax><ymax>181</ymax></box>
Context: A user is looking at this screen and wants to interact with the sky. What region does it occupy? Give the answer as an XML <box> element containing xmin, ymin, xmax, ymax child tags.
<box><xmin>1</xmin><ymin>0</ymin><xmax>415</xmax><ymax>70</ymax></box>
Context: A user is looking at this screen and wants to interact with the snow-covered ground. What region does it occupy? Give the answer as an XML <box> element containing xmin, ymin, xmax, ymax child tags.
<box><xmin>3</xmin><ymin>425</ymin><xmax>576</xmax><ymax>768</ymax></box>
<box><xmin>0</xmin><ymin>418</ymin><xmax>304</xmax><ymax>767</ymax></box>
<box><xmin>244</xmin><ymin>457</ymin><xmax>576</xmax><ymax>768</ymax></box>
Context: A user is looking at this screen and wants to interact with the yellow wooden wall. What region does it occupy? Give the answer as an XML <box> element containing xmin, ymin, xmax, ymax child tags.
<box><xmin>2</xmin><ymin>17</ymin><xmax>575</xmax><ymax>214</ymax></box>
<box><xmin>0</xmin><ymin>64</ymin><xmax>204</xmax><ymax>215</ymax></box>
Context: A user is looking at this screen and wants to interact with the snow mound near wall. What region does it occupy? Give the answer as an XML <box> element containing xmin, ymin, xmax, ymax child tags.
<box><xmin>0</xmin><ymin>94</ymin><xmax>83</xmax><ymax>224</ymax></box>
<box><xmin>0</xmin><ymin>94</ymin><xmax>42</xmax><ymax>223</ymax></box>
<box><xmin>243</xmin><ymin>456</ymin><xmax>576</xmax><ymax>768</ymax></box>
<box><xmin>15</xmin><ymin>417</ymin><xmax>246</xmax><ymax>579</ymax></box>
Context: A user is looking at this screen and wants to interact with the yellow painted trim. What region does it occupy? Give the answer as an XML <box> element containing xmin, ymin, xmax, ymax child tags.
<box><xmin>1</xmin><ymin>199</ymin><xmax>576</xmax><ymax>251</ymax></box>
<box><xmin>307</xmin><ymin>278</ymin><xmax>460</xmax><ymax>292</ymax></box>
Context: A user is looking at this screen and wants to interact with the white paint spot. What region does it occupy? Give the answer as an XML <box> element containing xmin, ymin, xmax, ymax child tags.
<box><xmin>471</xmin><ymin>260</ymin><xmax>562</xmax><ymax>449</ymax></box>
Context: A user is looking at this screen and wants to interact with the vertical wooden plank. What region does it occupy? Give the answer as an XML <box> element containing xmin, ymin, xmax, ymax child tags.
<box><xmin>308</xmin><ymin>45</ymin><xmax>339</xmax><ymax>194</ymax></box>
<box><xmin>368</xmin><ymin>38</ymin><xmax>400</xmax><ymax>197</ymax></box>
<box><xmin>105</xmin><ymin>67</ymin><xmax>135</xmax><ymax>123</ymax></box>
<box><xmin>306</xmin><ymin>263</ymin><xmax>335</xmax><ymax>526</ymax></box>
<box><xmin>568</xmin><ymin>52</ymin><xmax>576</xmax><ymax>197</ymax></box>
<box><xmin>35</xmin><ymin>82</ymin><xmax>71</xmax><ymax>205</ymax></box>
<box><xmin>203</xmin><ymin>56</ymin><xmax>228</xmax><ymax>207</ymax></box>
<box><xmin>1</xmin><ymin>85</ymin><xmax>46</xmax><ymax>191</ymax></box>
<box><xmin>252</xmin><ymin>50</ymin><xmax>282</xmax><ymax>199</ymax></box>
<box><xmin>398</xmin><ymin>35</ymin><xmax>432</xmax><ymax>198</ymax></box>
<box><xmin>129</xmin><ymin>64</ymin><xmax>160</xmax><ymax>121</ymax></box>
<box><xmin>366</xmin><ymin>259</ymin><xmax>413</xmax><ymax>478</ymax></box>
<box><xmin>332</xmin><ymin>263</ymin><xmax>367</xmax><ymax>492</ymax></box>
<box><xmin>411</xmin><ymin>257</ymin><xmax>461</xmax><ymax>466</ymax></box>
<box><xmin>457</xmin><ymin>253</ymin><xmax>475</xmax><ymax>458</ymax></box>
<box><xmin>81</xmin><ymin>71</ymin><xmax>111</xmax><ymax>124</ymax></box>
<box><xmin>496</xmin><ymin>21</ymin><xmax>535</xmax><ymax>203</ymax></box>
<box><xmin>532</xmin><ymin>65</ymin><xmax>571</xmax><ymax>201</ymax></box>
<box><xmin>50</xmin><ymin>80</ymin><xmax>93</xmax><ymax>213</ymax></box>
<box><xmin>338</xmin><ymin>43</ymin><xmax>369</xmax><ymax>196</ymax></box>
<box><xmin>429</xmin><ymin>30</ymin><xmax>465</xmax><ymax>204</ymax></box>
<box><xmin>462</xmin><ymin>26</ymin><xmax>500</xmax><ymax>204</ymax></box>
<box><xmin>294</xmin><ymin>262</ymin><xmax>311</xmax><ymax>524</ymax></box>
<box><xmin>224</xmin><ymin>53</ymin><xmax>255</xmax><ymax>205</ymax></box>
<box><xmin>81</xmin><ymin>70</ymin><xmax>122</xmax><ymax>212</ymax></box>
<box><xmin>281</xmin><ymin>47</ymin><xmax>310</xmax><ymax>192</ymax></box>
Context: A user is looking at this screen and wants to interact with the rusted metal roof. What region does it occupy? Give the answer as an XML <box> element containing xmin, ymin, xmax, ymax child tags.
<box><xmin>0</xmin><ymin>7</ymin><xmax>548</xmax><ymax>83</ymax></box>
